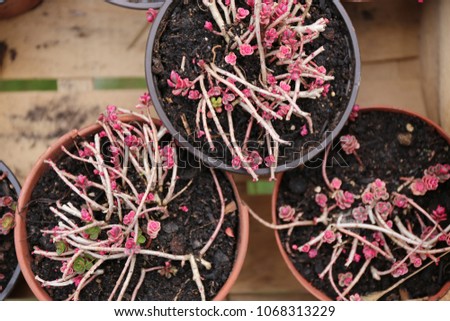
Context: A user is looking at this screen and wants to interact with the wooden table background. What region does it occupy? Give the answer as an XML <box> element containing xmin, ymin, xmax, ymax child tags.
<box><xmin>1</xmin><ymin>0</ymin><xmax>449</xmax><ymax>300</ymax></box>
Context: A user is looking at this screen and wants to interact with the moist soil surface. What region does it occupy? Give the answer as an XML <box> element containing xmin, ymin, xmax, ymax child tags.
<box><xmin>277</xmin><ymin>110</ymin><xmax>450</xmax><ymax>300</ymax></box>
<box><xmin>151</xmin><ymin>0</ymin><xmax>354</xmax><ymax>170</ymax></box>
<box><xmin>0</xmin><ymin>171</ymin><xmax>19</xmax><ymax>296</ymax></box>
<box><xmin>25</xmin><ymin>139</ymin><xmax>239</xmax><ymax>301</ymax></box>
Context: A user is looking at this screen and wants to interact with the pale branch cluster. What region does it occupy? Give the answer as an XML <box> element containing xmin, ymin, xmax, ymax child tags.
<box><xmin>168</xmin><ymin>0</ymin><xmax>334</xmax><ymax>180</ymax></box>
<box><xmin>33</xmin><ymin>100</ymin><xmax>228</xmax><ymax>301</ymax></box>
<box><xmin>247</xmin><ymin>122</ymin><xmax>450</xmax><ymax>301</ymax></box>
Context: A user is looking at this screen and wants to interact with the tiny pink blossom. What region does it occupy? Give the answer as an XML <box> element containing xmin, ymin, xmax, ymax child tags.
<box><xmin>410</xmin><ymin>179</ymin><xmax>427</xmax><ymax>196</ymax></box>
<box><xmin>391</xmin><ymin>262</ymin><xmax>408</xmax><ymax>278</ymax></box>
<box><xmin>335</xmin><ymin>190</ymin><xmax>355</xmax><ymax>210</ymax></box>
<box><xmin>300</xmin><ymin>125</ymin><xmax>308</xmax><ymax>137</ymax></box>
<box><xmin>146</xmin><ymin>8</ymin><xmax>158</xmax><ymax>23</ymax></box>
<box><xmin>276</xmin><ymin>45</ymin><xmax>292</xmax><ymax>59</ymax></box>
<box><xmin>80</xmin><ymin>208</ymin><xmax>93</xmax><ymax>222</ymax></box>
<box><xmin>315</xmin><ymin>193</ymin><xmax>328</xmax><ymax>208</ymax></box>
<box><xmin>197</xmin><ymin>130</ymin><xmax>205</xmax><ymax>138</ymax></box>
<box><xmin>225</xmin><ymin>52</ymin><xmax>237</xmax><ymax>66</ymax></box>
<box><xmin>393</xmin><ymin>194</ymin><xmax>408</xmax><ymax>208</ymax></box>
<box><xmin>137</xmin><ymin>193</ymin><xmax>155</xmax><ymax>204</ymax></box>
<box><xmin>107</xmin><ymin>226</ymin><xmax>124</xmax><ymax>246</ymax></box>
<box><xmin>179</xmin><ymin>205</ymin><xmax>189</xmax><ymax>213</ymax></box>
<box><xmin>278</xmin><ymin>205</ymin><xmax>295</xmax><ymax>222</ymax></box>
<box><xmin>246</xmin><ymin>0</ymin><xmax>255</xmax><ymax>6</ymax></box>
<box><xmin>139</xmin><ymin>92</ymin><xmax>151</xmax><ymax>105</ymax></box>
<box><xmin>352</xmin><ymin>206</ymin><xmax>368</xmax><ymax>222</ymax></box>
<box><xmin>123</xmin><ymin>211</ymin><xmax>135</xmax><ymax>225</ymax></box>
<box><xmin>338</xmin><ymin>272</ymin><xmax>353</xmax><ymax>287</ymax></box>
<box><xmin>125</xmin><ymin>238</ymin><xmax>137</xmax><ymax>253</ymax></box>
<box><xmin>231</xmin><ymin>156</ymin><xmax>242</xmax><ymax>169</ymax></box>
<box><xmin>292</xmin><ymin>244</ymin><xmax>298</xmax><ymax>251</ymax></box>
<box><xmin>375</xmin><ymin>202</ymin><xmax>393</xmax><ymax>220</ymax></box>
<box><xmin>340</xmin><ymin>135</ymin><xmax>360</xmax><ymax>155</ymax></box>
<box><xmin>300</xmin><ymin>244</ymin><xmax>310</xmax><ymax>253</ymax></box>
<box><xmin>75</xmin><ymin>175</ymin><xmax>90</xmax><ymax>189</ymax></box>
<box><xmin>204</xmin><ymin>21</ymin><xmax>213</xmax><ymax>31</ymax></box>
<box><xmin>432</xmin><ymin>205</ymin><xmax>447</xmax><ymax>223</ymax></box>
<box><xmin>188</xmin><ymin>90</ymin><xmax>201</xmax><ymax>100</ymax></box>
<box><xmin>242</xmin><ymin>88</ymin><xmax>252</xmax><ymax>97</ymax></box>
<box><xmin>410</xmin><ymin>255</ymin><xmax>422</xmax><ymax>268</ymax></box>
<box><xmin>349</xmin><ymin>104</ymin><xmax>360</xmax><ymax>121</ymax></box>
<box><xmin>422</xmin><ymin>174</ymin><xmax>439</xmax><ymax>191</ymax></box>
<box><xmin>308</xmin><ymin>249</ymin><xmax>318</xmax><ymax>258</ymax></box>
<box><xmin>363</xmin><ymin>243</ymin><xmax>378</xmax><ymax>260</ymax></box>
<box><xmin>147</xmin><ymin>220</ymin><xmax>161</xmax><ymax>239</ymax></box>
<box><xmin>330</xmin><ymin>178</ymin><xmax>342</xmax><ymax>190</ymax></box>
<box><xmin>264</xmin><ymin>155</ymin><xmax>276</xmax><ymax>167</ymax></box>
<box><xmin>236</xmin><ymin>7</ymin><xmax>250</xmax><ymax>20</ymax></box>
<box><xmin>349</xmin><ymin>294</ymin><xmax>362</xmax><ymax>301</ymax></box>
<box><xmin>323</xmin><ymin>230</ymin><xmax>336</xmax><ymax>244</ymax></box>
<box><xmin>239</xmin><ymin>44</ymin><xmax>254</xmax><ymax>56</ymax></box>
<box><xmin>73</xmin><ymin>276</ymin><xmax>83</xmax><ymax>287</ymax></box>
<box><xmin>279</xmin><ymin>81</ymin><xmax>290</xmax><ymax>92</ymax></box>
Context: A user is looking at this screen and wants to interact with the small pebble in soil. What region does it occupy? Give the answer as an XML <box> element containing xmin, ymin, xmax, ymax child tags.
<box><xmin>214</xmin><ymin>250</ymin><xmax>229</xmax><ymax>264</ymax></box>
<box><xmin>397</xmin><ymin>132</ymin><xmax>413</xmax><ymax>146</ymax></box>
<box><xmin>406</xmin><ymin>123</ymin><xmax>414</xmax><ymax>133</ymax></box>
<box><xmin>163</xmin><ymin>222</ymin><xmax>179</xmax><ymax>234</ymax></box>
<box><xmin>289</xmin><ymin>176</ymin><xmax>307</xmax><ymax>194</ymax></box>
<box><xmin>314</xmin><ymin>186</ymin><xmax>322</xmax><ymax>193</ymax></box>
<box><xmin>290</xmin><ymin>125</ymin><xmax>296</xmax><ymax>131</ymax></box>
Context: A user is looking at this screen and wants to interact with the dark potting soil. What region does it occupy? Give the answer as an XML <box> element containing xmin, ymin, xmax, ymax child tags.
<box><xmin>277</xmin><ymin>110</ymin><xmax>450</xmax><ymax>300</ymax></box>
<box><xmin>152</xmin><ymin>0</ymin><xmax>354</xmax><ymax>169</ymax></box>
<box><xmin>24</xmin><ymin>140</ymin><xmax>239</xmax><ymax>301</ymax></box>
<box><xmin>0</xmin><ymin>172</ymin><xmax>19</xmax><ymax>295</ymax></box>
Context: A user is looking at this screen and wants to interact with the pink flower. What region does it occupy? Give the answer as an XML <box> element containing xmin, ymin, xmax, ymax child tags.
<box><xmin>340</xmin><ymin>135</ymin><xmax>360</xmax><ymax>155</ymax></box>
<box><xmin>410</xmin><ymin>179</ymin><xmax>427</xmax><ymax>196</ymax></box>
<box><xmin>139</xmin><ymin>92</ymin><xmax>151</xmax><ymax>105</ymax></box>
<box><xmin>242</xmin><ymin>88</ymin><xmax>252</xmax><ymax>97</ymax></box>
<box><xmin>264</xmin><ymin>28</ymin><xmax>278</xmax><ymax>48</ymax></box>
<box><xmin>276</xmin><ymin>45</ymin><xmax>292</xmax><ymax>60</ymax></box>
<box><xmin>232</xmin><ymin>156</ymin><xmax>242</xmax><ymax>169</ymax></box>
<box><xmin>246</xmin><ymin>0</ymin><xmax>255</xmax><ymax>6</ymax></box>
<box><xmin>167</xmin><ymin>71</ymin><xmax>192</xmax><ymax>96</ymax></box>
<box><xmin>73</xmin><ymin>276</ymin><xmax>83</xmax><ymax>287</ymax></box>
<box><xmin>425</xmin><ymin>164</ymin><xmax>450</xmax><ymax>182</ymax></box>
<box><xmin>432</xmin><ymin>205</ymin><xmax>447</xmax><ymax>223</ymax></box>
<box><xmin>393</xmin><ymin>194</ymin><xmax>409</xmax><ymax>208</ymax></box>
<box><xmin>338</xmin><ymin>272</ymin><xmax>353</xmax><ymax>287</ymax></box>
<box><xmin>207</xmin><ymin>86</ymin><xmax>222</xmax><ymax>97</ymax></box>
<box><xmin>422</xmin><ymin>174</ymin><xmax>439</xmax><ymax>191</ymax></box>
<box><xmin>137</xmin><ymin>193</ymin><xmax>155</xmax><ymax>204</ymax></box>
<box><xmin>278</xmin><ymin>205</ymin><xmax>295</xmax><ymax>222</ymax></box>
<box><xmin>147</xmin><ymin>220</ymin><xmax>161</xmax><ymax>239</ymax></box>
<box><xmin>315</xmin><ymin>193</ymin><xmax>328</xmax><ymax>208</ymax></box>
<box><xmin>352</xmin><ymin>206</ymin><xmax>368</xmax><ymax>222</ymax></box>
<box><xmin>349</xmin><ymin>104</ymin><xmax>360</xmax><ymax>122</ymax></box>
<box><xmin>125</xmin><ymin>134</ymin><xmax>141</xmax><ymax>147</ymax></box>
<box><xmin>107</xmin><ymin>226</ymin><xmax>124</xmax><ymax>246</ymax></box>
<box><xmin>0</xmin><ymin>196</ymin><xmax>13</xmax><ymax>207</ymax></box>
<box><xmin>80</xmin><ymin>208</ymin><xmax>93</xmax><ymax>223</ymax></box>
<box><xmin>225</xmin><ymin>52</ymin><xmax>237</xmax><ymax>66</ymax></box>
<box><xmin>123</xmin><ymin>211</ymin><xmax>135</xmax><ymax>225</ymax></box>
<box><xmin>179</xmin><ymin>205</ymin><xmax>189</xmax><ymax>213</ymax></box>
<box><xmin>391</xmin><ymin>262</ymin><xmax>408</xmax><ymax>278</ymax></box>
<box><xmin>363</xmin><ymin>243</ymin><xmax>378</xmax><ymax>260</ymax></box>
<box><xmin>204</xmin><ymin>21</ymin><xmax>213</xmax><ymax>31</ymax></box>
<box><xmin>410</xmin><ymin>255</ymin><xmax>422</xmax><ymax>268</ymax></box>
<box><xmin>323</xmin><ymin>230</ymin><xmax>336</xmax><ymax>244</ymax></box>
<box><xmin>197</xmin><ymin>130</ymin><xmax>205</xmax><ymax>139</ymax></box>
<box><xmin>368</xmin><ymin>179</ymin><xmax>389</xmax><ymax>201</ymax></box>
<box><xmin>349</xmin><ymin>294</ymin><xmax>362</xmax><ymax>301</ymax></box>
<box><xmin>146</xmin><ymin>8</ymin><xmax>158</xmax><ymax>23</ymax></box>
<box><xmin>334</xmin><ymin>191</ymin><xmax>355</xmax><ymax>210</ymax></box>
<box><xmin>60</xmin><ymin>262</ymin><xmax>74</xmax><ymax>276</ymax></box>
<box><xmin>300</xmin><ymin>125</ymin><xmax>308</xmax><ymax>137</ymax></box>
<box><xmin>236</xmin><ymin>8</ymin><xmax>249</xmax><ymax>20</ymax></box>
<box><xmin>239</xmin><ymin>44</ymin><xmax>254</xmax><ymax>56</ymax></box>
<box><xmin>247</xmin><ymin>151</ymin><xmax>263</xmax><ymax>171</ymax></box>
<box><xmin>361</xmin><ymin>190</ymin><xmax>374</xmax><ymax>205</ymax></box>
<box><xmin>300</xmin><ymin>244</ymin><xmax>310</xmax><ymax>253</ymax></box>
<box><xmin>75</xmin><ymin>175</ymin><xmax>90</xmax><ymax>189</ymax></box>
<box><xmin>276</xmin><ymin>105</ymin><xmax>290</xmax><ymax>117</ymax></box>
<box><xmin>264</xmin><ymin>155</ymin><xmax>276</xmax><ymax>167</ymax></box>
<box><xmin>331</xmin><ymin>178</ymin><xmax>342</xmax><ymax>190</ymax></box>
<box><xmin>188</xmin><ymin>90</ymin><xmax>201</xmax><ymax>100</ymax></box>
<box><xmin>279</xmin><ymin>81</ymin><xmax>290</xmax><ymax>92</ymax></box>
<box><xmin>375</xmin><ymin>202</ymin><xmax>393</xmax><ymax>220</ymax></box>
<box><xmin>125</xmin><ymin>238</ymin><xmax>137</xmax><ymax>254</ymax></box>
<box><xmin>308</xmin><ymin>248</ymin><xmax>318</xmax><ymax>258</ymax></box>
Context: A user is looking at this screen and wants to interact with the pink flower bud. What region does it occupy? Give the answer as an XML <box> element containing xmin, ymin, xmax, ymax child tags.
<box><xmin>204</xmin><ymin>21</ymin><xmax>213</xmax><ymax>32</ymax></box>
<box><xmin>239</xmin><ymin>44</ymin><xmax>254</xmax><ymax>56</ymax></box>
<box><xmin>300</xmin><ymin>244</ymin><xmax>310</xmax><ymax>253</ymax></box>
<box><xmin>107</xmin><ymin>226</ymin><xmax>124</xmax><ymax>246</ymax></box>
<box><xmin>340</xmin><ymin>135</ymin><xmax>360</xmax><ymax>155</ymax></box>
<box><xmin>276</xmin><ymin>45</ymin><xmax>292</xmax><ymax>59</ymax></box>
<box><xmin>278</xmin><ymin>205</ymin><xmax>295</xmax><ymax>222</ymax></box>
<box><xmin>393</xmin><ymin>194</ymin><xmax>408</xmax><ymax>208</ymax></box>
<box><xmin>236</xmin><ymin>7</ymin><xmax>250</xmax><ymax>20</ymax></box>
<box><xmin>308</xmin><ymin>248</ymin><xmax>318</xmax><ymax>258</ymax></box>
<box><xmin>231</xmin><ymin>156</ymin><xmax>242</xmax><ymax>169</ymax></box>
<box><xmin>330</xmin><ymin>177</ymin><xmax>342</xmax><ymax>190</ymax></box>
<box><xmin>315</xmin><ymin>193</ymin><xmax>328</xmax><ymax>208</ymax></box>
<box><xmin>363</xmin><ymin>243</ymin><xmax>378</xmax><ymax>260</ymax></box>
<box><xmin>80</xmin><ymin>208</ymin><xmax>93</xmax><ymax>222</ymax></box>
<box><xmin>225</xmin><ymin>52</ymin><xmax>237</xmax><ymax>66</ymax></box>
<box><xmin>375</xmin><ymin>202</ymin><xmax>393</xmax><ymax>220</ymax></box>
<box><xmin>352</xmin><ymin>206</ymin><xmax>368</xmax><ymax>222</ymax></box>
<box><xmin>75</xmin><ymin>175</ymin><xmax>90</xmax><ymax>189</ymax></box>
<box><xmin>146</xmin><ymin>8</ymin><xmax>158</xmax><ymax>23</ymax></box>
<box><xmin>264</xmin><ymin>155</ymin><xmax>276</xmax><ymax>167</ymax></box>
<box><xmin>391</xmin><ymin>262</ymin><xmax>408</xmax><ymax>278</ymax></box>
<box><xmin>422</xmin><ymin>174</ymin><xmax>439</xmax><ymax>191</ymax></box>
<box><xmin>410</xmin><ymin>179</ymin><xmax>427</xmax><ymax>196</ymax></box>
<box><xmin>179</xmin><ymin>205</ymin><xmax>189</xmax><ymax>212</ymax></box>
<box><xmin>300</xmin><ymin>125</ymin><xmax>308</xmax><ymax>137</ymax></box>
<box><xmin>139</xmin><ymin>92</ymin><xmax>151</xmax><ymax>105</ymax></box>
<box><xmin>338</xmin><ymin>272</ymin><xmax>353</xmax><ymax>287</ymax></box>
<box><xmin>123</xmin><ymin>211</ymin><xmax>135</xmax><ymax>225</ymax></box>
<box><xmin>147</xmin><ymin>220</ymin><xmax>161</xmax><ymax>239</ymax></box>
<box><xmin>432</xmin><ymin>205</ymin><xmax>447</xmax><ymax>223</ymax></box>
<box><xmin>323</xmin><ymin>230</ymin><xmax>336</xmax><ymax>244</ymax></box>
<box><xmin>334</xmin><ymin>190</ymin><xmax>355</xmax><ymax>210</ymax></box>
<box><xmin>188</xmin><ymin>90</ymin><xmax>201</xmax><ymax>100</ymax></box>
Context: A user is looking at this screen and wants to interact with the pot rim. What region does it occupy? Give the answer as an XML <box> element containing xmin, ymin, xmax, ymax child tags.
<box><xmin>0</xmin><ymin>161</ymin><xmax>21</xmax><ymax>301</ymax></box>
<box><xmin>145</xmin><ymin>0</ymin><xmax>361</xmax><ymax>177</ymax></box>
<box><xmin>15</xmin><ymin>115</ymin><xmax>249</xmax><ymax>301</ymax></box>
<box><xmin>271</xmin><ymin>106</ymin><xmax>450</xmax><ymax>301</ymax></box>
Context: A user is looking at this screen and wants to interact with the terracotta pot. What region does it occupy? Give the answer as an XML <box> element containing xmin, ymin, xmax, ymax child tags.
<box><xmin>0</xmin><ymin>161</ymin><xmax>21</xmax><ymax>301</ymax></box>
<box><xmin>272</xmin><ymin>107</ymin><xmax>450</xmax><ymax>301</ymax></box>
<box><xmin>15</xmin><ymin>115</ymin><xmax>249</xmax><ymax>301</ymax></box>
<box><xmin>0</xmin><ymin>0</ymin><xmax>42</xmax><ymax>19</ymax></box>
<box><xmin>145</xmin><ymin>0</ymin><xmax>361</xmax><ymax>177</ymax></box>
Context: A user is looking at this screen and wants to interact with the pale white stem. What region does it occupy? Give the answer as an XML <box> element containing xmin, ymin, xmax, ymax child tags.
<box><xmin>189</xmin><ymin>255</ymin><xmax>206</xmax><ymax>301</ymax></box>
<box><xmin>73</xmin><ymin>259</ymin><xmax>105</xmax><ymax>301</ymax></box>
<box><xmin>341</xmin><ymin>258</ymin><xmax>372</xmax><ymax>298</ymax></box>
<box><xmin>117</xmin><ymin>255</ymin><xmax>137</xmax><ymax>301</ymax></box>
<box><xmin>108</xmin><ymin>255</ymin><xmax>133</xmax><ymax>301</ymax></box>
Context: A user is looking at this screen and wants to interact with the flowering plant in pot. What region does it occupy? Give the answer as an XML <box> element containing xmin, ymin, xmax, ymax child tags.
<box><xmin>15</xmin><ymin>99</ymin><xmax>248</xmax><ymax>301</ymax></box>
<box><xmin>146</xmin><ymin>0</ymin><xmax>360</xmax><ymax>181</ymax></box>
<box><xmin>0</xmin><ymin>161</ymin><xmax>21</xmax><ymax>301</ymax></box>
<box><xmin>267</xmin><ymin>107</ymin><xmax>450</xmax><ymax>301</ymax></box>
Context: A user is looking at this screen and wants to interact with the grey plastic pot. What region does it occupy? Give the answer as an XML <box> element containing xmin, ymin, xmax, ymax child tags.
<box><xmin>0</xmin><ymin>161</ymin><xmax>21</xmax><ymax>301</ymax></box>
<box><xmin>145</xmin><ymin>0</ymin><xmax>361</xmax><ymax>177</ymax></box>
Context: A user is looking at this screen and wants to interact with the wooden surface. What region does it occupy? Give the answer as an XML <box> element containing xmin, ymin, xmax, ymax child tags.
<box><xmin>0</xmin><ymin>0</ymin><xmax>448</xmax><ymax>301</ymax></box>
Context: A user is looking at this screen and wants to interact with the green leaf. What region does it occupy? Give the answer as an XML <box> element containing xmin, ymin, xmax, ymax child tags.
<box><xmin>73</xmin><ymin>257</ymin><xmax>86</xmax><ymax>274</ymax></box>
<box><xmin>55</xmin><ymin>241</ymin><xmax>66</xmax><ymax>255</ymax></box>
<box><xmin>85</xmin><ymin>226</ymin><xmax>101</xmax><ymax>240</ymax></box>
<box><xmin>85</xmin><ymin>261</ymin><xmax>94</xmax><ymax>271</ymax></box>
<box><xmin>137</xmin><ymin>234</ymin><xmax>146</xmax><ymax>244</ymax></box>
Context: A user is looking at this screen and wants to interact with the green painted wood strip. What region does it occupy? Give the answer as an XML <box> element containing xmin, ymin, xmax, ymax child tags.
<box><xmin>0</xmin><ymin>79</ymin><xmax>57</xmax><ymax>92</ymax></box>
<box><xmin>93</xmin><ymin>77</ymin><xmax>147</xmax><ymax>90</ymax></box>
